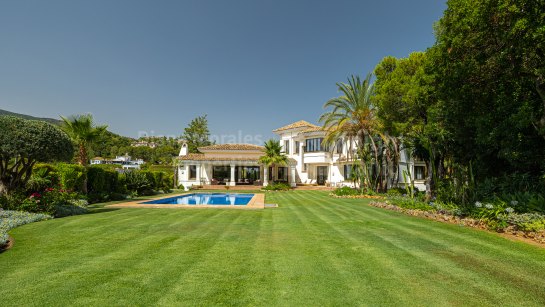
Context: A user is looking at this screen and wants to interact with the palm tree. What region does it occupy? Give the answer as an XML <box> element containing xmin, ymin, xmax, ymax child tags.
<box><xmin>259</xmin><ymin>139</ymin><xmax>288</xmax><ymax>186</ymax></box>
<box><xmin>319</xmin><ymin>74</ymin><xmax>383</xmax><ymax>192</ymax></box>
<box><xmin>61</xmin><ymin>114</ymin><xmax>108</xmax><ymax>166</ymax></box>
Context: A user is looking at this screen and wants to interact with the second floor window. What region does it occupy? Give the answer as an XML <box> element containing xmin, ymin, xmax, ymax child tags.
<box><xmin>284</xmin><ymin>140</ymin><xmax>290</xmax><ymax>154</ymax></box>
<box><xmin>336</xmin><ymin>139</ymin><xmax>343</xmax><ymax>154</ymax></box>
<box><xmin>295</xmin><ymin>141</ymin><xmax>300</xmax><ymax>154</ymax></box>
<box><xmin>305</xmin><ymin>138</ymin><xmax>327</xmax><ymax>152</ymax></box>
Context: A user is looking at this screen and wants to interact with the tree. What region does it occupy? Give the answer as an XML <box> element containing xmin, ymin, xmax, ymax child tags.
<box><xmin>0</xmin><ymin>116</ymin><xmax>73</xmax><ymax>194</ymax></box>
<box><xmin>182</xmin><ymin>115</ymin><xmax>213</xmax><ymax>153</ymax></box>
<box><xmin>61</xmin><ymin>114</ymin><xmax>108</xmax><ymax>166</ymax></box>
<box><xmin>374</xmin><ymin>52</ymin><xmax>446</xmax><ymax>198</ymax></box>
<box><xmin>320</xmin><ymin>74</ymin><xmax>385</xmax><ymax>192</ymax></box>
<box><xmin>259</xmin><ymin>139</ymin><xmax>288</xmax><ymax>185</ymax></box>
<box><xmin>428</xmin><ymin>0</ymin><xmax>545</xmax><ymax>181</ymax></box>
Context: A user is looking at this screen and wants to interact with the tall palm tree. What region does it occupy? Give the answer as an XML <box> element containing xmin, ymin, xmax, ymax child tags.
<box><xmin>259</xmin><ymin>139</ymin><xmax>288</xmax><ymax>186</ymax></box>
<box><xmin>61</xmin><ymin>114</ymin><xmax>108</xmax><ymax>166</ymax></box>
<box><xmin>319</xmin><ymin>74</ymin><xmax>383</xmax><ymax>192</ymax></box>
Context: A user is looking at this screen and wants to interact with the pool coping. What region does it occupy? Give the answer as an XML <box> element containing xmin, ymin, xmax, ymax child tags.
<box><xmin>105</xmin><ymin>192</ymin><xmax>265</xmax><ymax>210</ymax></box>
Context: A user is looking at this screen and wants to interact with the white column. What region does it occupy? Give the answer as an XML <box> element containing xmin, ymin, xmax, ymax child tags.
<box><xmin>196</xmin><ymin>164</ymin><xmax>201</xmax><ymax>184</ymax></box>
<box><xmin>230</xmin><ymin>164</ymin><xmax>236</xmax><ymax>186</ymax></box>
<box><xmin>290</xmin><ymin>165</ymin><xmax>296</xmax><ymax>187</ymax></box>
<box><xmin>263</xmin><ymin>166</ymin><xmax>269</xmax><ymax>186</ymax></box>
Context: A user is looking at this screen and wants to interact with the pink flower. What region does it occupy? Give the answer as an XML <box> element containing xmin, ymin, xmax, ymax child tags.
<box><xmin>30</xmin><ymin>192</ymin><xmax>41</xmax><ymax>198</ymax></box>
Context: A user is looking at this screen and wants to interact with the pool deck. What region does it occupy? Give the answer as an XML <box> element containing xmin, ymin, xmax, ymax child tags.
<box><xmin>105</xmin><ymin>193</ymin><xmax>265</xmax><ymax>210</ymax></box>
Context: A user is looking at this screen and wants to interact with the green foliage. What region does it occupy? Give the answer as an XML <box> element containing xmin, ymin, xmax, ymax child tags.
<box><xmin>182</xmin><ymin>115</ymin><xmax>213</xmax><ymax>153</ymax></box>
<box><xmin>56</xmin><ymin>163</ymin><xmax>86</xmax><ymax>193</ymax></box>
<box><xmin>26</xmin><ymin>164</ymin><xmax>60</xmax><ymax>193</ymax></box>
<box><xmin>123</xmin><ymin>171</ymin><xmax>154</xmax><ymax>195</ymax></box>
<box><xmin>91</xmin><ymin>130</ymin><xmax>133</xmax><ymax>158</ymax></box>
<box><xmin>429</xmin><ymin>0</ymin><xmax>545</xmax><ymax>179</ymax></box>
<box><xmin>332</xmin><ymin>187</ymin><xmax>360</xmax><ymax>196</ymax></box>
<box><xmin>262</xmin><ymin>182</ymin><xmax>292</xmax><ymax>191</ymax></box>
<box><xmin>61</xmin><ymin>114</ymin><xmax>108</xmax><ymax>165</ymax></box>
<box><xmin>259</xmin><ymin>139</ymin><xmax>288</xmax><ymax>167</ymax></box>
<box><xmin>0</xmin><ymin>116</ymin><xmax>73</xmax><ymax>194</ymax></box>
<box><xmin>506</xmin><ymin>213</ymin><xmax>545</xmax><ymax>232</ymax></box>
<box><xmin>87</xmin><ymin>166</ymin><xmax>121</xmax><ymax>194</ymax></box>
<box><xmin>387</xmin><ymin>195</ymin><xmax>434</xmax><ymax>211</ymax></box>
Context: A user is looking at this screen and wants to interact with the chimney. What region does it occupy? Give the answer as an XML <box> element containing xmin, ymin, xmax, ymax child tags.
<box><xmin>179</xmin><ymin>141</ymin><xmax>188</xmax><ymax>156</ymax></box>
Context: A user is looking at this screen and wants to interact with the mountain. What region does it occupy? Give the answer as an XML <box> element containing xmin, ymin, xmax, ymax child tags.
<box><xmin>0</xmin><ymin>109</ymin><xmax>62</xmax><ymax>125</ymax></box>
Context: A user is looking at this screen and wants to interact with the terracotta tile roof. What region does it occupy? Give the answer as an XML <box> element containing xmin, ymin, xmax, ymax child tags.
<box><xmin>91</xmin><ymin>157</ymin><xmax>105</xmax><ymax>160</ymax></box>
<box><xmin>300</xmin><ymin>126</ymin><xmax>325</xmax><ymax>133</ymax></box>
<box><xmin>177</xmin><ymin>154</ymin><xmax>260</xmax><ymax>161</ymax></box>
<box><xmin>273</xmin><ymin>120</ymin><xmax>321</xmax><ymax>132</ymax></box>
<box><xmin>198</xmin><ymin>144</ymin><xmax>265</xmax><ymax>151</ymax></box>
<box><xmin>177</xmin><ymin>154</ymin><xmax>297</xmax><ymax>164</ymax></box>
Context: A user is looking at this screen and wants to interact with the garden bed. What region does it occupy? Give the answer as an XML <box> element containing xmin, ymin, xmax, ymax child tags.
<box><xmin>369</xmin><ymin>201</ymin><xmax>545</xmax><ymax>246</ymax></box>
<box><xmin>1</xmin><ymin>210</ymin><xmax>52</xmax><ymax>251</ymax></box>
<box><xmin>330</xmin><ymin>194</ymin><xmax>384</xmax><ymax>200</ymax></box>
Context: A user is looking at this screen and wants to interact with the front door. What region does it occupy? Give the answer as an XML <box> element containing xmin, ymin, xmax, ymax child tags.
<box><xmin>317</xmin><ymin>166</ymin><xmax>328</xmax><ymax>185</ymax></box>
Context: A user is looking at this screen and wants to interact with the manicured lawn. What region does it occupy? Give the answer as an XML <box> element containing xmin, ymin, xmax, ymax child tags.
<box><xmin>1</xmin><ymin>191</ymin><xmax>545</xmax><ymax>306</ymax></box>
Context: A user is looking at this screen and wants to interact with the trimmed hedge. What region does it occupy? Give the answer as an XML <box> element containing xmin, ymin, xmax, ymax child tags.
<box><xmin>56</xmin><ymin>163</ymin><xmax>86</xmax><ymax>192</ymax></box>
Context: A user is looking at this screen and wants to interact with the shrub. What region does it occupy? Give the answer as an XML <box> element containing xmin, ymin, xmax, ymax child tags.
<box><xmin>506</xmin><ymin>213</ymin><xmax>545</xmax><ymax>232</ymax></box>
<box><xmin>123</xmin><ymin>171</ymin><xmax>153</xmax><ymax>195</ymax></box>
<box><xmin>387</xmin><ymin>195</ymin><xmax>434</xmax><ymax>211</ymax></box>
<box><xmin>87</xmin><ymin>166</ymin><xmax>120</xmax><ymax>194</ymax></box>
<box><xmin>27</xmin><ymin>164</ymin><xmax>60</xmax><ymax>193</ymax></box>
<box><xmin>332</xmin><ymin>186</ymin><xmax>360</xmax><ymax>196</ymax></box>
<box><xmin>1</xmin><ymin>210</ymin><xmax>52</xmax><ymax>247</ymax></box>
<box><xmin>56</xmin><ymin>163</ymin><xmax>86</xmax><ymax>193</ymax></box>
<box><xmin>20</xmin><ymin>188</ymin><xmax>87</xmax><ymax>217</ymax></box>
<box><xmin>263</xmin><ymin>182</ymin><xmax>292</xmax><ymax>191</ymax></box>
<box><xmin>386</xmin><ymin>187</ymin><xmax>405</xmax><ymax>197</ymax></box>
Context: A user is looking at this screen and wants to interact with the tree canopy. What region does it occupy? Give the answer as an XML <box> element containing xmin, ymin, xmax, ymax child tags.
<box><xmin>61</xmin><ymin>114</ymin><xmax>107</xmax><ymax>166</ymax></box>
<box><xmin>0</xmin><ymin>116</ymin><xmax>73</xmax><ymax>194</ymax></box>
<box><xmin>428</xmin><ymin>0</ymin><xmax>545</xmax><ymax>179</ymax></box>
<box><xmin>182</xmin><ymin>115</ymin><xmax>213</xmax><ymax>153</ymax></box>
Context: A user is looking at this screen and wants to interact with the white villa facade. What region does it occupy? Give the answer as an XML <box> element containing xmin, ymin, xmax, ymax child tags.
<box><xmin>176</xmin><ymin>120</ymin><xmax>426</xmax><ymax>190</ymax></box>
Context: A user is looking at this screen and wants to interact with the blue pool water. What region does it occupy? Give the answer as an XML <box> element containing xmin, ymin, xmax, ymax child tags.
<box><xmin>140</xmin><ymin>193</ymin><xmax>254</xmax><ymax>206</ymax></box>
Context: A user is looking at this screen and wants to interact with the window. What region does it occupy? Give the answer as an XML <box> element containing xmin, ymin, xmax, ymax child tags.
<box><xmin>277</xmin><ymin>167</ymin><xmax>287</xmax><ymax>181</ymax></box>
<box><xmin>303</xmin><ymin>163</ymin><xmax>308</xmax><ymax>172</ymax></box>
<box><xmin>189</xmin><ymin>165</ymin><xmax>197</xmax><ymax>180</ymax></box>
<box><xmin>336</xmin><ymin>139</ymin><xmax>343</xmax><ymax>154</ymax></box>
<box><xmin>305</xmin><ymin>138</ymin><xmax>327</xmax><ymax>152</ymax></box>
<box><xmin>414</xmin><ymin>166</ymin><xmax>426</xmax><ymax>180</ymax></box>
<box><xmin>284</xmin><ymin>140</ymin><xmax>290</xmax><ymax>154</ymax></box>
<box><xmin>269</xmin><ymin>166</ymin><xmax>273</xmax><ymax>180</ymax></box>
<box><xmin>295</xmin><ymin>141</ymin><xmax>300</xmax><ymax>154</ymax></box>
<box><xmin>343</xmin><ymin>164</ymin><xmax>353</xmax><ymax>180</ymax></box>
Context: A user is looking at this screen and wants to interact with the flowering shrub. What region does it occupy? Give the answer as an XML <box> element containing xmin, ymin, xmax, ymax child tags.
<box><xmin>6</xmin><ymin>187</ymin><xmax>88</xmax><ymax>217</ymax></box>
<box><xmin>0</xmin><ymin>210</ymin><xmax>52</xmax><ymax>247</ymax></box>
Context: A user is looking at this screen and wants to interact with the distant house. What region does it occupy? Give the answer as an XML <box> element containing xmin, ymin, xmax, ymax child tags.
<box><xmin>131</xmin><ymin>140</ymin><xmax>157</xmax><ymax>148</ymax></box>
<box><xmin>90</xmin><ymin>154</ymin><xmax>145</xmax><ymax>169</ymax></box>
<box><xmin>175</xmin><ymin>120</ymin><xmax>426</xmax><ymax>190</ymax></box>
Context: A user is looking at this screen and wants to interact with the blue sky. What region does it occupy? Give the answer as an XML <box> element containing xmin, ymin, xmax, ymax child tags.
<box><xmin>0</xmin><ymin>0</ymin><xmax>446</xmax><ymax>143</ymax></box>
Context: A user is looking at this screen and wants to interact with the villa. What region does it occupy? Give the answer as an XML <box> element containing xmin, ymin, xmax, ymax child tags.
<box><xmin>90</xmin><ymin>154</ymin><xmax>145</xmax><ymax>169</ymax></box>
<box><xmin>176</xmin><ymin>120</ymin><xmax>426</xmax><ymax>190</ymax></box>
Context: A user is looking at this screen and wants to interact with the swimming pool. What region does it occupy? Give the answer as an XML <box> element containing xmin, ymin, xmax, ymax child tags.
<box><xmin>140</xmin><ymin>193</ymin><xmax>254</xmax><ymax>206</ymax></box>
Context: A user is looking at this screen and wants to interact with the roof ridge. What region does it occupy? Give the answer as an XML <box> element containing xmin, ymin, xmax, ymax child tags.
<box><xmin>273</xmin><ymin>120</ymin><xmax>320</xmax><ymax>132</ymax></box>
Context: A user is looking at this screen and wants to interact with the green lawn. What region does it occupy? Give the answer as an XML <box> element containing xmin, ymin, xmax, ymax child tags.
<box><xmin>1</xmin><ymin>191</ymin><xmax>545</xmax><ymax>306</ymax></box>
